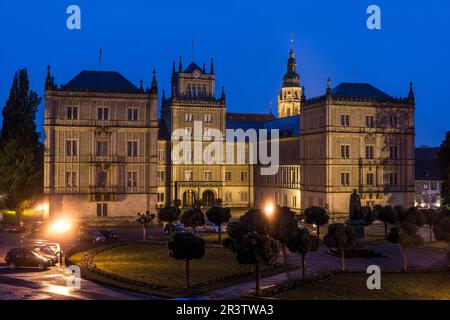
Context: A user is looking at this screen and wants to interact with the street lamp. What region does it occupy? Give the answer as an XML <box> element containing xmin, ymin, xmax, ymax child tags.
<box><xmin>264</xmin><ymin>203</ymin><xmax>274</xmax><ymax>217</ymax></box>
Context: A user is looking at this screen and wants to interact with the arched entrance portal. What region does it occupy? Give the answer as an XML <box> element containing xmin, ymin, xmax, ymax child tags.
<box><xmin>183</xmin><ymin>190</ymin><xmax>196</xmax><ymax>208</ymax></box>
<box><xmin>202</xmin><ymin>190</ymin><xmax>215</xmax><ymax>207</ymax></box>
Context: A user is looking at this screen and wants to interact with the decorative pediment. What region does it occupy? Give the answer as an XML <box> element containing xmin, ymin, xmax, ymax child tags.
<box><xmin>95</xmin><ymin>127</ymin><xmax>112</xmax><ymax>139</ymax></box>
<box><xmin>364</xmin><ymin>133</ymin><xmax>376</xmax><ymax>144</ymax></box>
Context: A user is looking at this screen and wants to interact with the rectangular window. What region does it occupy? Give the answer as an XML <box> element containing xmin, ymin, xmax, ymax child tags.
<box><xmin>127</xmin><ymin>141</ymin><xmax>138</xmax><ymax>157</ymax></box>
<box><xmin>158</xmin><ymin>149</ymin><xmax>165</xmax><ymax>161</ymax></box>
<box><xmin>423</xmin><ymin>182</ymin><xmax>429</xmax><ymax>190</ymax></box>
<box><xmin>96</xmin><ymin>141</ymin><xmax>108</xmax><ymax>156</ymax></box>
<box><xmin>204</xmin><ymin>170</ymin><xmax>212</xmax><ymax>181</ymax></box>
<box><xmin>366</xmin><ymin>115</ymin><xmax>374</xmax><ymax>128</ymax></box>
<box><xmin>389</xmin><ymin>116</ymin><xmax>398</xmax><ymax>128</ymax></box>
<box><xmin>389</xmin><ymin>173</ymin><xmax>398</xmax><ymax>186</ymax></box>
<box><xmin>423</xmin><ymin>194</ymin><xmax>430</xmax><ymax>203</ymax></box>
<box><xmin>185</xmin><ymin>113</ymin><xmax>193</xmax><ymax>122</ymax></box>
<box><xmin>367</xmin><ymin>173</ymin><xmax>374</xmax><ymax>186</ymax></box>
<box><xmin>204</xmin><ymin>114</ymin><xmax>212</xmax><ymax>123</ymax></box>
<box><xmin>366</xmin><ymin>146</ymin><xmax>374</xmax><ymax>159</ymax></box>
<box><xmin>97</xmin><ymin>171</ymin><xmax>107</xmax><ymax>187</ymax></box>
<box><xmin>97</xmin><ymin>203</ymin><xmax>107</xmax><ymax>217</ymax></box>
<box><xmin>158</xmin><ymin>193</ymin><xmax>165</xmax><ymax>202</ymax></box>
<box><xmin>128</xmin><ymin>108</ymin><xmax>138</xmax><ymax>121</ymax></box>
<box><xmin>240</xmin><ymin>171</ymin><xmax>248</xmax><ymax>181</ymax></box>
<box><xmin>225</xmin><ymin>172</ymin><xmax>232</xmax><ymax>181</ymax></box>
<box><xmin>67</xmin><ymin>106</ymin><xmax>78</xmax><ymax>120</ymax></box>
<box><xmin>127</xmin><ymin>171</ymin><xmax>138</xmax><ymax>187</ymax></box>
<box><xmin>157</xmin><ymin>171</ymin><xmax>165</xmax><ymax>182</ymax></box>
<box><xmin>97</xmin><ymin>107</ymin><xmax>109</xmax><ymax>120</ymax></box>
<box><xmin>341</xmin><ymin>114</ymin><xmax>350</xmax><ymax>127</ymax></box>
<box><xmin>185</xmin><ymin>170</ymin><xmax>193</xmax><ymax>181</ymax></box>
<box><xmin>341</xmin><ymin>172</ymin><xmax>350</xmax><ymax>186</ymax></box>
<box><xmin>340</xmin><ymin>145</ymin><xmax>350</xmax><ymax>158</ymax></box>
<box><xmin>225</xmin><ymin>192</ymin><xmax>232</xmax><ymax>202</ymax></box>
<box><xmin>389</xmin><ymin>146</ymin><xmax>399</xmax><ymax>160</ymax></box>
<box><xmin>65</xmin><ymin>171</ymin><xmax>77</xmax><ymax>187</ymax></box>
<box><xmin>430</xmin><ymin>181</ymin><xmax>437</xmax><ymax>190</ymax></box>
<box><xmin>240</xmin><ymin>192</ymin><xmax>248</xmax><ymax>202</ymax></box>
<box><xmin>66</xmin><ymin>140</ymin><xmax>78</xmax><ymax>156</ymax></box>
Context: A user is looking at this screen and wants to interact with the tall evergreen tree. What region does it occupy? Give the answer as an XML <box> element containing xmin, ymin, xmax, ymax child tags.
<box><xmin>0</xmin><ymin>69</ymin><xmax>42</xmax><ymax>217</ymax></box>
<box><xmin>437</xmin><ymin>131</ymin><xmax>450</xmax><ymax>207</ymax></box>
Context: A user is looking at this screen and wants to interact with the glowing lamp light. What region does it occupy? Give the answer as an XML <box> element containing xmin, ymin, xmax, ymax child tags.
<box><xmin>265</xmin><ymin>203</ymin><xmax>274</xmax><ymax>217</ymax></box>
<box><xmin>49</xmin><ymin>219</ymin><xmax>72</xmax><ymax>234</ymax></box>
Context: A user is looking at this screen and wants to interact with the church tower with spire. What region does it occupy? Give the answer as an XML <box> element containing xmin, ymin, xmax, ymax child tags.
<box><xmin>277</xmin><ymin>44</ymin><xmax>302</xmax><ymax>118</ymax></box>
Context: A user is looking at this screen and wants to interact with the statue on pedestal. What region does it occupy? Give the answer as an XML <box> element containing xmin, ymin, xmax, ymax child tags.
<box><xmin>349</xmin><ymin>189</ymin><xmax>363</xmax><ymax>221</ymax></box>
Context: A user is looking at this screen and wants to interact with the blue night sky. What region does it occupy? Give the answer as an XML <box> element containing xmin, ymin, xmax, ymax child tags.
<box><xmin>0</xmin><ymin>0</ymin><xmax>449</xmax><ymax>146</ymax></box>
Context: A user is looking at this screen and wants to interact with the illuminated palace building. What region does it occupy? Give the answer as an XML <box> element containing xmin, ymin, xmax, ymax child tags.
<box><xmin>44</xmin><ymin>47</ymin><xmax>415</xmax><ymax>218</ymax></box>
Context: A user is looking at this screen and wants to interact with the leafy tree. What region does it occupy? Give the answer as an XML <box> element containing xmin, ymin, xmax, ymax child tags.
<box><xmin>388</xmin><ymin>211</ymin><xmax>424</xmax><ymax>271</ymax></box>
<box><xmin>267</xmin><ymin>206</ymin><xmax>298</xmax><ymax>267</ymax></box>
<box><xmin>323</xmin><ymin>223</ymin><xmax>356</xmax><ymax>271</ymax></box>
<box><xmin>286</xmin><ymin>228</ymin><xmax>320</xmax><ymax>281</ymax></box>
<box><xmin>432</xmin><ymin>211</ymin><xmax>450</xmax><ymax>266</ymax></box>
<box><xmin>375</xmin><ymin>205</ymin><xmax>397</xmax><ymax>238</ymax></box>
<box><xmin>136</xmin><ymin>211</ymin><xmax>155</xmax><ymax>241</ymax></box>
<box><xmin>234</xmin><ymin>232</ymin><xmax>279</xmax><ymax>296</ymax></box>
<box><xmin>180</xmin><ymin>207</ymin><xmax>205</xmax><ymax>235</ymax></box>
<box><xmin>223</xmin><ymin>221</ymin><xmax>248</xmax><ymax>252</ymax></box>
<box><xmin>0</xmin><ymin>69</ymin><xmax>42</xmax><ymax>217</ymax></box>
<box><xmin>394</xmin><ymin>205</ymin><xmax>408</xmax><ymax>222</ymax></box>
<box><xmin>158</xmin><ymin>206</ymin><xmax>181</xmax><ymax>233</ymax></box>
<box><xmin>437</xmin><ymin>131</ymin><xmax>450</xmax><ymax>207</ymax></box>
<box><xmin>361</xmin><ymin>205</ymin><xmax>377</xmax><ymax>226</ymax></box>
<box><xmin>206</xmin><ymin>205</ymin><xmax>231</xmax><ymax>243</ymax></box>
<box><xmin>423</xmin><ymin>209</ymin><xmax>440</xmax><ymax>242</ymax></box>
<box><xmin>304</xmin><ymin>206</ymin><xmax>329</xmax><ymax>238</ymax></box>
<box><xmin>239</xmin><ymin>208</ymin><xmax>268</xmax><ymax>234</ymax></box>
<box><xmin>168</xmin><ymin>232</ymin><xmax>205</xmax><ymax>289</ymax></box>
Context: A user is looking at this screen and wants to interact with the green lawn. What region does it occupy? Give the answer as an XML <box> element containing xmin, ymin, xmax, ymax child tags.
<box><xmin>271</xmin><ymin>272</ymin><xmax>450</xmax><ymax>300</ymax></box>
<box><xmin>71</xmin><ymin>242</ymin><xmax>289</xmax><ymax>297</ymax></box>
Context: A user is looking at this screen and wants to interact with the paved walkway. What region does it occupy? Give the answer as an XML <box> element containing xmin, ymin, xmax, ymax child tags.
<box><xmin>200</xmin><ymin>243</ymin><xmax>447</xmax><ymax>299</ymax></box>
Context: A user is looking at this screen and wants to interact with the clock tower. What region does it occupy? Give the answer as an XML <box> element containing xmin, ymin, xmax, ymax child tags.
<box><xmin>278</xmin><ymin>48</ymin><xmax>302</xmax><ymax>118</ymax></box>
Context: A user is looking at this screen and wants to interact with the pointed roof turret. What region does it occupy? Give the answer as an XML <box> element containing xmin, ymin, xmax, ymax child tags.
<box><xmin>150</xmin><ymin>69</ymin><xmax>158</xmax><ymax>94</ymax></box>
<box><xmin>210</xmin><ymin>58</ymin><xmax>215</xmax><ymax>75</ymax></box>
<box><xmin>282</xmin><ymin>47</ymin><xmax>300</xmax><ymax>87</ymax></box>
<box><xmin>45</xmin><ymin>65</ymin><xmax>55</xmax><ymax>90</ymax></box>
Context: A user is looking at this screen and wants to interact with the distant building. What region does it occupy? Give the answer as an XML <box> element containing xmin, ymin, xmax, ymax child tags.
<box><xmin>415</xmin><ymin>147</ymin><xmax>442</xmax><ymax>208</ymax></box>
<box><xmin>44</xmin><ymin>68</ymin><xmax>159</xmax><ymax>218</ymax></box>
<box><xmin>44</xmin><ymin>46</ymin><xmax>416</xmax><ymax>218</ymax></box>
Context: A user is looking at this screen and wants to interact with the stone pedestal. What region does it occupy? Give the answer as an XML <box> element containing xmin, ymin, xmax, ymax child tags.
<box><xmin>345</xmin><ymin>219</ymin><xmax>367</xmax><ymax>249</ymax></box>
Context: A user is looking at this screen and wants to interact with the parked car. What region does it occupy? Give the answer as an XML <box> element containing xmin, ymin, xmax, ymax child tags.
<box><xmin>3</xmin><ymin>221</ymin><xmax>25</xmax><ymax>233</ymax></box>
<box><xmin>98</xmin><ymin>230</ymin><xmax>119</xmax><ymax>242</ymax></box>
<box><xmin>204</xmin><ymin>222</ymin><xmax>227</xmax><ymax>233</ymax></box>
<box><xmin>78</xmin><ymin>230</ymin><xmax>106</xmax><ymax>243</ymax></box>
<box><xmin>78</xmin><ymin>230</ymin><xmax>118</xmax><ymax>243</ymax></box>
<box><xmin>164</xmin><ymin>223</ymin><xmax>186</xmax><ymax>234</ymax></box>
<box><xmin>36</xmin><ymin>242</ymin><xmax>62</xmax><ymax>256</ymax></box>
<box><xmin>5</xmin><ymin>248</ymin><xmax>52</xmax><ymax>270</ymax></box>
<box><xmin>32</xmin><ymin>246</ymin><xmax>59</xmax><ymax>265</ymax></box>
